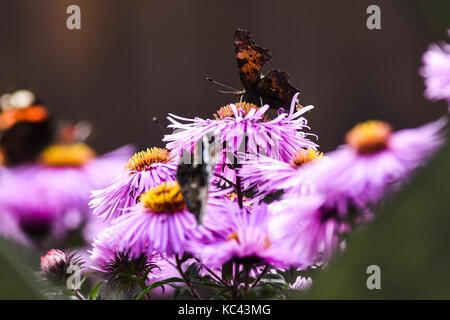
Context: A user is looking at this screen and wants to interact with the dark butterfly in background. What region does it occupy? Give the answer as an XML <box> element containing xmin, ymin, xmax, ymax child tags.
<box><xmin>0</xmin><ymin>89</ymin><xmax>93</xmax><ymax>167</ymax></box>
<box><xmin>0</xmin><ymin>90</ymin><xmax>53</xmax><ymax>166</ymax></box>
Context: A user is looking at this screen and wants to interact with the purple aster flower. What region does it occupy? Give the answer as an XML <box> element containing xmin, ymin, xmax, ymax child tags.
<box><xmin>289</xmin><ymin>276</ymin><xmax>313</xmax><ymax>291</ymax></box>
<box><xmin>105</xmin><ymin>181</ymin><xmax>198</xmax><ymax>257</ymax></box>
<box><xmin>89</xmin><ymin>229</ymin><xmax>164</xmax><ymax>287</ymax></box>
<box><xmin>90</xmin><ymin>147</ymin><xmax>177</xmax><ymax>223</ymax></box>
<box><xmin>163</xmin><ymin>93</ymin><xmax>317</xmax><ymax>164</ymax></box>
<box><xmin>189</xmin><ymin>200</ymin><xmax>291</xmax><ymax>269</ymax></box>
<box><xmin>268</xmin><ymin>118</ymin><xmax>446</xmax><ymax>267</ymax></box>
<box><xmin>238</xmin><ymin>148</ymin><xmax>324</xmax><ymax>200</ymax></box>
<box><xmin>189</xmin><ymin>195</ymin><xmax>243</xmax><ymax>244</ymax></box>
<box><xmin>420</xmin><ymin>31</ymin><xmax>450</xmax><ymax>104</ymax></box>
<box><xmin>305</xmin><ymin>118</ymin><xmax>447</xmax><ymax>214</ymax></box>
<box><xmin>268</xmin><ymin>194</ymin><xmax>341</xmax><ymax>267</ymax></box>
<box><xmin>0</xmin><ymin>144</ymin><xmax>132</xmax><ymax>245</ymax></box>
<box><xmin>0</xmin><ymin>168</ymin><xmax>88</xmax><ymax>245</ymax></box>
<box><xmin>0</xmin><ymin>186</ymin><xmax>61</xmax><ymax>244</ymax></box>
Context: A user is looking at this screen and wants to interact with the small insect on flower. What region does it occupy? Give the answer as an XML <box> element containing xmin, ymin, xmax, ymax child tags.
<box><xmin>105</xmin><ymin>181</ymin><xmax>198</xmax><ymax>257</ymax></box>
<box><xmin>90</xmin><ymin>147</ymin><xmax>177</xmax><ymax>223</ymax></box>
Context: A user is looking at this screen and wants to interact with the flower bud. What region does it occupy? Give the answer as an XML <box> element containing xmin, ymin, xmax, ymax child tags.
<box><xmin>40</xmin><ymin>249</ymin><xmax>82</xmax><ymax>282</ymax></box>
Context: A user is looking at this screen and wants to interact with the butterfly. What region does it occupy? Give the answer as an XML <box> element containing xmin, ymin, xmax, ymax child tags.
<box><xmin>0</xmin><ymin>90</ymin><xmax>53</xmax><ymax>166</ymax></box>
<box><xmin>176</xmin><ymin>134</ymin><xmax>216</xmax><ymax>224</ymax></box>
<box><xmin>234</xmin><ymin>29</ymin><xmax>302</xmax><ymax>110</ymax></box>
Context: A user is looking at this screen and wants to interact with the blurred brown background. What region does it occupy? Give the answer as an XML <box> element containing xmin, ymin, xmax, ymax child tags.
<box><xmin>0</xmin><ymin>0</ymin><xmax>448</xmax><ymax>154</ymax></box>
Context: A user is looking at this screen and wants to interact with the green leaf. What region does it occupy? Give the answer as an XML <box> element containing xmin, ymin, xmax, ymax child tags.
<box><xmin>210</xmin><ymin>287</ymin><xmax>232</xmax><ymax>300</ymax></box>
<box><xmin>0</xmin><ymin>239</ymin><xmax>42</xmax><ymax>299</ymax></box>
<box><xmin>135</xmin><ymin>277</ymin><xmax>184</xmax><ymax>300</ymax></box>
<box><xmin>89</xmin><ymin>281</ymin><xmax>104</xmax><ymax>300</ymax></box>
<box><xmin>260</xmin><ymin>272</ymin><xmax>287</xmax><ymax>285</ymax></box>
<box><xmin>246</xmin><ymin>284</ymin><xmax>277</xmax><ymax>300</ymax></box>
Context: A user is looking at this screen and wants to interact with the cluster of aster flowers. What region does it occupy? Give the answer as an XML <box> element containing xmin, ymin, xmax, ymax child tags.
<box><xmin>66</xmin><ymin>81</ymin><xmax>444</xmax><ymax>300</ymax></box>
<box><xmin>3</xmin><ymin>30</ymin><xmax>450</xmax><ymax>300</ymax></box>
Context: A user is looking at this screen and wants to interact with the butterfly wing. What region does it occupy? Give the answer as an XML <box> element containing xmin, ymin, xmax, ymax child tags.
<box><xmin>0</xmin><ymin>118</ymin><xmax>53</xmax><ymax>166</ymax></box>
<box><xmin>176</xmin><ymin>134</ymin><xmax>216</xmax><ymax>224</ymax></box>
<box><xmin>234</xmin><ymin>29</ymin><xmax>301</xmax><ymax>109</ymax></box>
<box><xmin>0</xmin><ymin>97</ymin><xmax>53</xmax><ymax>166</ymax></box>
<box><xmin>234</xmin><ymin>29</ymin><xmax>272</xmax><ymax>90</ymax></box>
<box><xmin>256</xmin><ymin>69</ymin><xmax>301</xmax><ymax>110</ymax></box>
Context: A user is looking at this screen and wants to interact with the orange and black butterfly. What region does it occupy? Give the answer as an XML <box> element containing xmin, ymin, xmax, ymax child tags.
<box><xmin>234</xmin><ymin>29</ymin><xmax>301</xmax><ymax>109</ymax></box>
<box><xmin>0</xmin><ymin>90</ymin><xmax>53</xmax><ymax>166</ymax></box>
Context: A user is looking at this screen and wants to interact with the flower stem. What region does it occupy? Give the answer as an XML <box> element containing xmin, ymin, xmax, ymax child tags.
<box><xmin>175</xmin><ymin>255</ymin><xmax>200</xmax><ymax>300</ymax></box>
<box><xmin>213</xmin><ymin>173</ymin><xmax>236</xmax><ymax>188</ymax></box>
<box><xmin>231</xmin><ymin>262</ymin><xmax>239</xmax><ymax>300</ymax></box>
<box><xmin>194</xmin><ymin>258</ymin><xmax>230</xmax><ymax>288</ymax></box>
<box><xmin>243</xmin><ymin>264</ymin><xmax>250</xmax><ymax>298</ymax></box>
<box><xmin>235</xmin><ymin>174</ymin><xmax>244</xmax><ymax>208</ymax></box>
<box><xmin>72</xmin><ymin>289</ymin><xmax>86</xmax><ymax>300</ymax></box>
<box><xmin>136</xmin><ymin>277</ymin><xmax>152</xmax><ymax>300</ymax></box>
<box><xmin>250</xmin><ymin>265</ymin><xmax>270</xmax><ymax>289</ymax></box>
<box><xmin>233</xmin><ymin>155</ymin><xmax>244</xmax><ymax>209</ymax></box>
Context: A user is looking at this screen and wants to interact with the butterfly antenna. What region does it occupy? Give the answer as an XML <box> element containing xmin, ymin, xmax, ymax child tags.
<box><xmin>218</xmin><ymin>90</ymin><xmax>244</xmax><ymax>95</ymax></box>
<box><xmin>206</xmin><ymin>76</ymin><xmax>242</xmax><ymax>93</ymax></box>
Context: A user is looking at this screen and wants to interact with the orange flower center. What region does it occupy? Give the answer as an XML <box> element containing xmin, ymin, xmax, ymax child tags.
<box><xmin>126</xmin><ymin>147</ymin><xmax>171</xmax><ymax>172</ymax></box>
<box><xmin>346</xmin><ymin>121</ymin><xmax>392</xmax><ymax>154</ymax></box>
<box><xmin>214</xmin><ymin>102</ymin><xmax>269</xmax><ymax>121</ymax></box>
<box><xmin>227</xmin><ymin>231</ymin><xmax>271</xmax><ymax>249</ymax></box>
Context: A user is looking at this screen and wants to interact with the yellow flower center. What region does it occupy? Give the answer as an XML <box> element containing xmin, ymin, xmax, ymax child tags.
<box><xmin>139</xmin><ymin>182</ymin><xmax>186</xmax><ymax>213</ymax></box>
<box><xmin>126</xmin><ymin>147</ymin><xmax>171</xmax><ymax>172</ymax></box>
<box><xmin>213</xmin><ymin>102</ymin><xmax>269</xmax><ymax>121</ymax></box>
<box><xmin>346</xmin><ymin>120</ymin><xmax>392</xmax><ymax>154</ymax></box>
<box><xmin>40</xmin><ymin>143</ymin><xmax>95</xmax><ymax>167</ymax></box>
<box><xmin>290</xmin><ymin>148</ymin><xmax>323</xmax><ymax>168</ymax></box>
<box><xmin>227</xmin><ymin>231</ymin><xmax>271</xmax><ymax>249</ymax></box>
